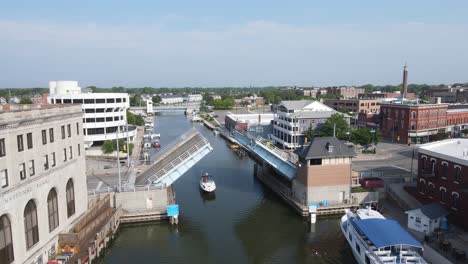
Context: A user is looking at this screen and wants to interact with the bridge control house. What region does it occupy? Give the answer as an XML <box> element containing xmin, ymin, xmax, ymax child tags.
<box><xmin>293</xmin><ymin>137</ymin><xmax>355</xmax><ymax>206</ymax></box>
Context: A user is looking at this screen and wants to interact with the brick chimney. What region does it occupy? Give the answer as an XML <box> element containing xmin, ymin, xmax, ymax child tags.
<box><xmin>402</xmin><ymin>63</ymin><xmax>408</xmax><ymax>100</ymax></box>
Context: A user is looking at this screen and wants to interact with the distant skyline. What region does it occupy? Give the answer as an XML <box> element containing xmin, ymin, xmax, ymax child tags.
<box><xmin>1</xmin><ymin>0</ymin><xmax>467</xmax><ymax>88</ymax></box>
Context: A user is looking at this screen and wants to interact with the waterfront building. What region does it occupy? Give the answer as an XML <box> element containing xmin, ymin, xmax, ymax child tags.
<box><xmin>0</xmin><ymin>104</ymin><xmax>88</xmax><ymax>264</ymax></box>
<box><xmin>323</xmin><ymin>98</ymin><xmax>381</xmax><ymax>114</ymax></box>
<box><xmin>293</xmin><ymin>137</ymin><xmax>355</xmax><ymax>205</ymax></box>
<box><xmin>271</xmin><ymin>100</ymin><xmax>348</xmax><ymax>149</ymax></box>
<box><xmin>225</xmin><ymin>113</ymin><xmax>274</xmax><ymax>138</ymax></box>
<box><xmin>406</xmin><ymin>203</ymin><xmax>448</xmax><ymax>235</ymax></box>
<box><xmin>160</xmin><ymin>94</ymin><xmax>184</xmax><ymax>104</ymax></box>
<box><xmin>185</xmin><ymin>94</ymin><xmax>203</xmax><ymax>102</ymax></box>
<box><xmin>380</xmin><ymin>102</ymin><xmax>468</xmax><ymax>144</ymax></box>
<box><xmin>415</xmin><ymin>139</ymin><xmax>468</xmax><ymax>229</ymax></box>
<box><xmin>47</xmin><ymin>81</ymin><xmax>137</xmax><ymax>150</ymax></box>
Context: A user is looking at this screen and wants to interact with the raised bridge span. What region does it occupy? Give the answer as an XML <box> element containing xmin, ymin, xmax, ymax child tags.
<box><xmin>135</xmin><ymin>127</ymin><xmax>212</xmax><ymax>187</ymax></box>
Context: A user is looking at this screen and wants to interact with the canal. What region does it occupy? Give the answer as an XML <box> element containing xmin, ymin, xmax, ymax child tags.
<box><xmin>98</xmin><ymin>114</ymin><xmax>355</xmax><ymax>264</ymax></box>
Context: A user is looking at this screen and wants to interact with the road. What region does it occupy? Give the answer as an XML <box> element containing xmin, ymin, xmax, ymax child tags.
<box><xmin>352</xmin><ymin>142</ymin><xmax>418</xmax><ymax>174</ymax></box>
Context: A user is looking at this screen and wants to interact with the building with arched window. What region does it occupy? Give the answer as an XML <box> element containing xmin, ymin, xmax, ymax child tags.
<box><xmin>0</xmin><ymin>104</ymin><xmax>88</xmax><ymax>263</ymax></box>
<box><xmin>416</xmin><ymin>139</ymin><xmax>468</xmax><ymax>229</ymax></box>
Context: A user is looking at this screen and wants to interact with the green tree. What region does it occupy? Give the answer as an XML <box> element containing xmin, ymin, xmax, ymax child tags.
<box><xmin>152</xmin><ymin>95</ymin><xmax>161</xmax><ymax>103</ymax></box>
<box><xmin>102</xmin><ymin>139</ymin><xmax>134</xmax><ymax>155</ymax></box>
<box><xmin>315</xmin><ymin>113</ymin><xmax>350</xmax><ymax>140</ymax></box>
<box><xmin>19</xmin><ymin>98</ymin><xmax>33</xmax><ymax>104</ymax></box>
<box><xmin>126</xmin><ymin>111</ymin><xmax>144</xmax><ymax>126</ymax></box>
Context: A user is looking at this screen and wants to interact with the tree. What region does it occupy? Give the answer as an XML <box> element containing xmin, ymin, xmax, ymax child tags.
<box><xmin>315</xmin><ymin>113</ymin><xmax>350</xmax><ymax>140</ymax></box>
<box><xmin>202</xmin><ymin>93</ymin><xmax>214</xmax><ymax>105</ymax></box>
<box><xmin>152</xmin><ymin>95</ymin><xmax>161</xmax><ymax>103</ymax></box>
<box><xmin>126</xmin><ymin>111</ymin><xmax>144</xmax><ymax>126</ymax></box>
<box><xmin>102</xmin><ymin>139</ymin><xmax>134</xmax><ymax>155</ymax></box>
<box><xmin>19</xmin><ymin>98</ymin><xmax>33</xmax><ymax>104</ymax></box>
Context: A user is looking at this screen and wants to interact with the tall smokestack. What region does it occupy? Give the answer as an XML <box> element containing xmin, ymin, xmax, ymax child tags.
<box><xmin>402</xmin><ymin>63</ymin><xmax>408</xmax><ymax>100</ymax></box>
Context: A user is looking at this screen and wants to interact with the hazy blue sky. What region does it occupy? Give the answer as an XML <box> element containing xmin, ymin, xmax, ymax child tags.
<box><xmin>1</xmin><ymin>0</ymin><xmax>467</xmax><ymax>88</ymax></box>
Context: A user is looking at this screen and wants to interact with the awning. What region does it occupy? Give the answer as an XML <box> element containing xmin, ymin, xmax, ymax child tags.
<box><xmin>352</xmin><ymin>218</ymin><xmax>423</xmax><ymax>249</ymax></box>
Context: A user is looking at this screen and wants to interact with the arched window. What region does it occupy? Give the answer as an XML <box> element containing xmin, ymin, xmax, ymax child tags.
<box><xmin>431</xmin><ymin>159</ymin><xmax>436</xmax><ymax>174</ymax></box>
<box><xmin>452</xmin><ymin>193</ymin><xmax>460</xmax><ymax>210</ymax></box>
<box><xmin>418</xmin><ymin>180</ymin><xmax>426</xmax><ymax>194</ymax></box>
<box><xmin>0</xmin><ymin>215</ymin><xmax>14</xmax><ymax>263</ymax></box>
<box><xmin>441</xmin><ymin>163</ymin><xmax>448</xmax><ymax>178</ymax></box>
<box><xmin>47</xmin><ymin>189</ymin><xmax>59</xmax><ymax>232</ymax></box>
<box><xmin>428</xmin><ymin>183</ymin><xmax>435</xmax><ymax>197</ymax></box>
<box><xmin>440</xmin><ymin>188</ymin><xmax>447</xmax><ymax>203</ymax></box>
<box><xmin>66</xmin><ymin>179</ymin><xmax>75</xmax><ymax>217</ymax></box>
<box><xmin>421</xmin><ymin>157</ymin><xmax>427</xmax><ymax>171</ymax></box>
<box><xmin>455</xmin><ymin>166</ymin><xmax>461</xmax><ymax>182</ymax></box>
<box><xmin>24</xmin><ymin>200</ymin><xmax>39</xmax><ymax>249</ymax></box>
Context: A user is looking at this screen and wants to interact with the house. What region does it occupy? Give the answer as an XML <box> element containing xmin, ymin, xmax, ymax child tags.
<box><xmin>160</xmin><ymin>94</ymin><xmax>184</xmax><ymax>104</ymax></box>
<box><xmin>406</xmin><ymin>203</ymin><xmax>448</xmax><ymax>234</ymax></box>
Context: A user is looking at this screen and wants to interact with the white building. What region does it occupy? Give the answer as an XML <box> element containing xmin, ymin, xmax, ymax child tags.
<box><xmin>47</xmin><ymin>81</ymin><xmax>137</xmax><ymax>149</ymax></box>
<box><xmin>160</xmin><ymin>94</ymin><xmax>184</xmax><ymax>104</ymax></box>
<box><xmin>185</xmin><ymin>94</ymin><xmax>203</xmax><ymax>102</ymax></box>
<box><xmin>271</xmin><ymin>100</ymin><xmax>347</xmax><ymax>149</ymax></box>
<box><xmin>0</xmin><ymin>104</ymin><xmax>88</xmax><ymax>264</ymax></box>
<box><xmin>212</xmin><ymin>95</ymin><xmax>222</xmax><ymax>100</ymax></box>
<box><xmin>406</xmin><ymin>203</ymin><xmax>448</xmax><ymax>235</ymax></box>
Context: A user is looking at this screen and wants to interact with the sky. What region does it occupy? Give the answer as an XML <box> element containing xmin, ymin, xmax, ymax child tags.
<box><xmin>1</xmin><ymin>0</ymin><xmax>467</xmax><ymax>88</ymax></box>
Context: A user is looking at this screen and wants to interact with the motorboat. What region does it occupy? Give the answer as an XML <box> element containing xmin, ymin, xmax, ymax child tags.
<box><xmin>144</xmin><ymin>133</ymin><xmax>161</xmax><ymax>140</ymax></box>
<box><xmin>152</xmin><ymin>141</ymin><xmax>161</xmax><ymax>148</ymax></box>
<box><xmin>200</xmin><ymin>173</ymin><xmax>216</xmax><ymax>192</ymax></box>
<box><xmin>340</xmin><ymin>206</ymin><xmax>426</xmax><ymax>264</ymax></box>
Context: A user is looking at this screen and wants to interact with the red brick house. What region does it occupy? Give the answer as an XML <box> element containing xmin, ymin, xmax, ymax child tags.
<box><xmin>415</xmin><ymin>139</ymin><xmax>468</xmax><ymax>229</ymax></box>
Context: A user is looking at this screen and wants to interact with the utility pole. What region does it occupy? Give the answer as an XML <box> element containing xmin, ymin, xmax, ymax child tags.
<box><xmin>333</xmin><ymin>123</ymin><xmax>336</xmax><ymax>138</ymax></box>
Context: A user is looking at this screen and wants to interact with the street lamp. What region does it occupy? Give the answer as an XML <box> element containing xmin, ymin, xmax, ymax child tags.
<box><xmin>386</xmin><ymin>118</ymin><xmax>395</xmax><ymax>143</ymax></box>
<box><xmin>112</xmin><ymin>107</ymin><xmax>124</xmax><ymax>192</ymax></box>
<box><xmin>346</xmin><ymin>131</ymin><xmax>351</xmax><ymax>141</ymax></box>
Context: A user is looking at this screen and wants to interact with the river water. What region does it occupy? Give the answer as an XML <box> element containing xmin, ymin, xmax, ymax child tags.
<box><xmin>98</xmin><ymin>114</ymin><xmax>355</xmax><ymax>264</ymax></box>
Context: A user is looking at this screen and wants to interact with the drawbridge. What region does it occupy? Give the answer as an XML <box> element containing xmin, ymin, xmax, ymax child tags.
<box><xmin>135</xmin><ymin>128</ymin><xmax>213</xmax><ymax>187</ymax></box>
<box><xmin>231</xmin><ymin>129</ymin><xmax>297</xmax><ymax>180</ymax></box>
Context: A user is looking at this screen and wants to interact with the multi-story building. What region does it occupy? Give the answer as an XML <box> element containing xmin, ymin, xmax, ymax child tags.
<box><xmin>0</xmin><ymin>104</ymin><xmax>88</xmax><ymax>264</ymax></box>
<box><xmin>357</xmin><ymin>112</ymin><xmax>379</xmax><ymax>129</ymax></box>
<box><xmin>271</xmin><ymin>100</ymin><xmax>348</xmax><ymax>149</ymax></box>
<box><xmin>47</xmin><ymin>81</ymin><xmax>137</xmax><ymax>149</ymax></box>
<box><xmin>293</xmin><ymin>137</ymin><xmax>355</xmax><ymax>205</ymax></box>
<box><xmin>325</xmin><ymin>87</ymin><xmax>364</xmax><ymax>99</ymax></box>
<box><xmin>324</xmin><ymin>98</ymin><xmax>381</xmax><ymax>114</ymax></box>
<box><xmin>235</xmin><ymin>95</ymin><xmax>265</xmax><ymax>107</ymax></box>
<box><xmin>380</xmin><ymin>103</ymin><xmax>468</xmax><ymax>144</ymax></box>
<box><xmin>224</xmin><ymin>113</ymin><xmax>274</xmax><ymax>138</ymax></box>
<box><xmin>415</xmin><ymin>139</ymin><xmax>468</xmax><ymax>229</ymax></box>
<box><xmin>358</xmin><ymin>92</ymin><xmax>417</xmax><ymax>100</ymax></box>
<box><xmin>160</xmin><ymin>94</ymin><xmax>184</xmax><ymax>104</ymax></box>
<box><xmin>185</xmin><ymin>94</ymin><xmax>203</xmax><ymax>102</ymax></box>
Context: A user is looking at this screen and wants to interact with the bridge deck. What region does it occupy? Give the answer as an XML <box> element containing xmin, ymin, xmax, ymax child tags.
<box><xmin>135</xmin><ymin>128</ymin><xmax>212</xmax><ymax>186</ymax></box>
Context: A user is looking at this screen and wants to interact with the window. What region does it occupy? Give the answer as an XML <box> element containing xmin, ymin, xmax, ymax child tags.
<box><xmin>61</xmin><ymin>126</ymin><xmax>65</xmax><ymax>139</ymax></box>
<box><xmin>66</xmin><ymin>179</ymin><xmax>76</xmax><ymax>217</ymax></box>
<box><xmin>67</xmin><ymin>124</ymin><xmax>71</xmax><ymax>138</ymax></box>
<box><xmin>421</xmin><ymin>157</ymin><xmax>427</xmax><ymax>171</ymax></box>
<box><xmin>78</xmin><ymin>144</ymin><xmax>81</xmax><ymax>156</ymax></box>
<box><xmin>452</xmin><ymin>193</ymin><xmax>460</xmax><ymax>210</ymax></box>
<box><xmin>107</xmin><ymin>98</ymin><xmax>115</xmax><ymax>103</ymax></box>
<box><xmin>69</xmin><ymin>146</ymin><xmax>73</xmax><ymax>159</ymax></box>
<box><xmin>24</xmin><ymin>200</ymin><xmax>39</xmax><ymax>249</ymax></box>
<box><xmin>441</xmin><ymin>163</ymin><xmax>448</xmax><ymax>178</ymax></box>
<box><xmin>49</xmin><ymin>128</ymin><xmax>54</xmax><ymax>143</ymax></box>
<box><xmin>17</xmin><ymin>135</ymin><xmax>24</xmax><ymax>152</ymax></box>
<box><xmin>428</xmin><ymin>184</ymin><xmax>435</xmax><ymax>197</ymax></box>
<box><xmin>51</xmin><ymin>153</ymin><xmax>56</xmax><ymax>167</ymax></box>
<box><xmin>412</xmin><ymin>111</ymin><xmax>416</xmax><ymax>119</ymax></box>
<box><xmin>356</xmin><ymin>244</ymin><xmax>361</xmax><ymax>254</ymax></box>
<box><xmin>1</xmin><ymin>169</ymin><xmax>8</xmax><ymax>188</ymax></box>
<box><xmin>0</xmin><ymin>138</ymin><xmax>5</xmax><ymax>157</ymax></box>
<box><xmin>26</xmin><ymin>133</ymin><xmax>33</xmax><ymax>149</ymax></box>
<box><xmin>47</xmin><ymin>189</ymin><xmax>59</xmax><ymax>232</ymax></box>
<box><xmin>431</xmin><ymin>160</ymin><xmax>436</xmax><ymax>174</ymax></box>
<box><xmin>96</xmin><ymin>98</ymin><xmax>105</xmax><ymax>103</ymax></box>
<box><xmin>19</xmin><ymin>163</ymin><xmax>26</xmax><ymax>180</ymax></box>
<box><xmin>440</xmin><ymin>188</ymin><xmax>446</xmax><ymax>203</ymax></box>
<box><xmin>455</xmin><ymin>166</ymin><xmax>461</xmax><ymax>182</ymax></box>
<box><xmin>419</xmin><ymin>181</ymin><xmax>426</xmax><ymax>194</ymax></box>
<box><xmin>76</xmin><ymin>123</ymin><xmax>80</xmax><ymax>135</ymax></box>
<box><xmin>0</xmin><ymin>214</ymin><xmax>14</xmax><ymax>264</ymax></box>
<box><xmin>349</xmin><ymin>232</ymin><xmax>353</xmax><ymax>242</ymax></box>
<box><xmin>415</xmin><ymin>216</ymin><xmax>421</xmax><ymax>223</ymax></box>
<box><xmin>63</xmin><ymin>148</ymin><xmax>67</xmax><ymax>162</ymax></box>
<box><xmin>42</xmin><ymin>130</ymin><xmax>47</xmax><ymax>145</ymax></box>
<box><xmin>44</xmin><ymin>155</ymin><xmax>49</xmax><ymax>170</ymax></box>
<box><xmin>28</xmin><ymin>160</ymin><xmax>35</xmax><ymax>176</ymax></box>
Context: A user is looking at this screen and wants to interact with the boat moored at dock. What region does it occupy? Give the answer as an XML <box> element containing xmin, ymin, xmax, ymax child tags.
<box><xmin>340</xmin><ymin>207</ymin><xmax>426</xmax><ymax>264</ymax></box>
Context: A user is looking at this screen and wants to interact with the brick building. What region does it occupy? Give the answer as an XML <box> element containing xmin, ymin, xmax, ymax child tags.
<box><xmin>324</xmin><ymin>98</ymin><xmax>381</xmax><ymax>114</ymax></box>
<box><xmin>415</xmin><ymin>139</ymin><xmax>468</xmax><ymax>229</ymax></box>
<box><xmin>380</xmin><ymin>103</ymin><xmax>468</xmax><ymax>144</ymax></box>
<box><xmin>357</xmin><ymin>112</ymin><xmax>379</xmax><ymax>129</ymax></box>
<box><xmin>326</xmin><ymin>87</ymin><xmax>364</xmax><ymax>99</ymax></box>
<box><xmin>358</xmin><ymin>92</ymin><xmax>417</xmax><ymax>100</ymax></box>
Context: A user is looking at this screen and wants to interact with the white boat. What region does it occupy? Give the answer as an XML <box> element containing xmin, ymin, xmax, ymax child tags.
<box><xmin>200</xmin><ymin>173</ymin><xmax>216</xmax><ymax>192</ymax></box>
<box><xmin>341</xmin><ymin>206</ymin><xmax>426</xmax><ymax>264</ymax></box>
<box><xmin>144</xmin><ymin>133</ymin><xmax>160</xmax><ymax>139</ymax></box>
<box><xmin>213</xmin><ymin>129</ymin><xmax>219</xmax><ymax>135</ymax></box>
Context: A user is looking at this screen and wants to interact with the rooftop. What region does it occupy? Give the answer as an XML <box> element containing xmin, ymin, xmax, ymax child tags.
<box><xmin>226</xmin><ymin>113</ymin><xmax>274</xmax><ymax>125</ymax></box>
<box><xmin>294</xmin><ymin>137</ymin><xmax>355</xmax><ymax>160</ymax></box>
<box><xmin>407</xmin><ymin>203</ymin><xmax>448</xmax><ymax>220</ymax></box>
<box><xmin>0</xmin><ymin>104</ymin><xmax>82</xmax><ymax>125</ymax></box>
<box><xmin>418</xmin><ymin>139</ymin><xmax>468</xmax><ymax>165</ymax></box>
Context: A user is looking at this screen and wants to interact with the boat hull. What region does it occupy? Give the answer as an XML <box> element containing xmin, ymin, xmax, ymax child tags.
<box><xmin>200</xmin><ymin>182</ymin><xmax>216</xmax><ymax>192</ymax></box>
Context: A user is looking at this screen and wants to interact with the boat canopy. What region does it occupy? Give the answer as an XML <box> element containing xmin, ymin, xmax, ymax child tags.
<box><xmin>352</xmin><ymin>219</ymin><xmax>423</xmax><ymax>249</ymax></box>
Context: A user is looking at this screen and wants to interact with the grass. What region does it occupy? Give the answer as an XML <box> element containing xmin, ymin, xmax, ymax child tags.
<box><xmin>352</xmin><ymin>186</ymin><xmax>373</xmax><ymax>193</ymax></box>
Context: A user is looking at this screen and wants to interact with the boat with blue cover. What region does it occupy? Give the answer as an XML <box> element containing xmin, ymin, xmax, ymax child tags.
<box><xmin>341</xmin><ymin>207</ymin><xmax>427</xmax><ymax>264</ymax></box>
